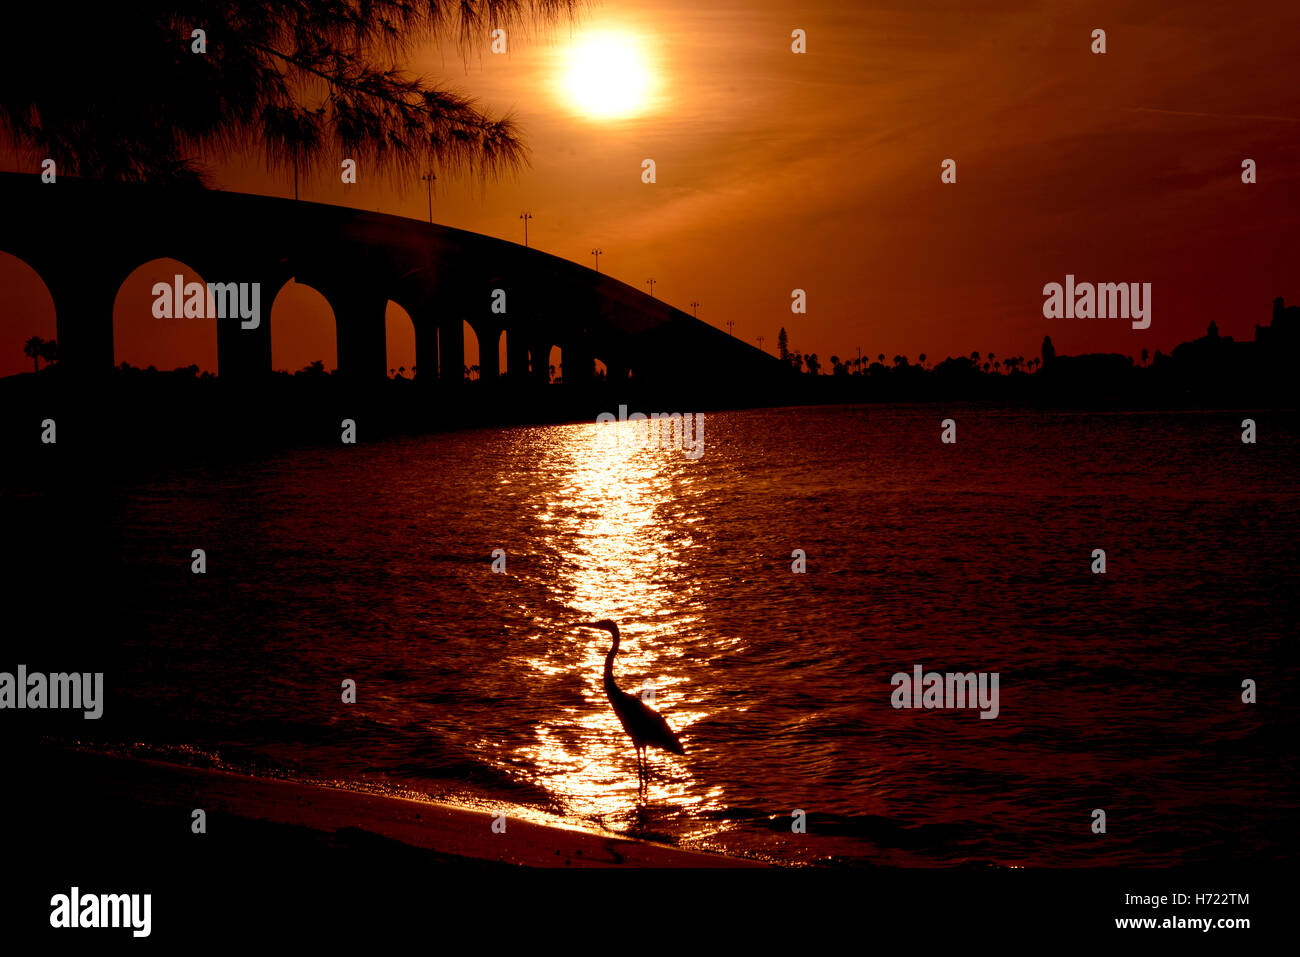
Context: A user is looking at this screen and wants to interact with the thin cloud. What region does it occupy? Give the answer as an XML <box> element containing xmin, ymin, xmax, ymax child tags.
<box><xmin>1127</xmin><ymin>107</ymin><xmax>1300</xmax><ymax>123</ymax></box>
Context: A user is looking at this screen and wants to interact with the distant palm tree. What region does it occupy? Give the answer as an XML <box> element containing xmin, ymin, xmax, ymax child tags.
<box><xmin>0</xmin><ymin>3</ymin><xmax>573</xmax><ymax>186</ymax></box>
<box><xmin>23</xmin><ymin>336</ymin><xmax>44</xmax><ymax>372</ymax></box>
<box><xmin>1141</xmin><ymin>348</ymin><xmax>1149</xmax><ymax>366</ymax></box>
<box><xmin>37</xmin><ymin>339</ymin><xmax>58</xmax><ymax>369</ymax></box>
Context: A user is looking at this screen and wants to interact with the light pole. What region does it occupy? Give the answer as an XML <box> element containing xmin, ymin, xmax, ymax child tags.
<box><xmin>725</xmin><ymin>320</ymin><xmax>735</xmax><ymax>337</ymax></box>
<box><xmin>758</xmin><ymin>335</ymin><xmax>765</xmax><ymax>352</ymax></box>
<box><xmin>592</xmin><ymin>248</ymin><xmax>603</xmax><ymax>271</ymax></box>
<box><xmin>421</xmin><ymin>172</ymin><xmax>436</xmax><ymax>222</ymax></box>
<box><xmin>520</xmin><ymin>211</ymin><xmax>533</xmax><ymax>247</ymax></box>
<box><xmin>645</xmin><ymin>278</ymin><xmax>656</xmax><ymax>298</ymax></box>
<box><xmin>690</xmin><ymin>300</ymin><xmax>700</xmax><ymax>318</ymax></box>
<box><xmin>421</xmin><ymin>172</ymin><xmax>436</xmax><ymax>223</ymax></box>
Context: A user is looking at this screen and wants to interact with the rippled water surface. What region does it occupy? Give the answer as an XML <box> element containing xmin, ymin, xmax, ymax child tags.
<box><xmin>71</xmin><ymin>405</ymin><xmax>1300</xmax><ymax>864</ymax></box>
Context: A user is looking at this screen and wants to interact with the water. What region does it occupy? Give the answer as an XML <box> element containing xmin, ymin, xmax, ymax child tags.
<box><xmin>25</xmin><ymin>405</ymin><xmax>1300</xmax><ymax>865</ymax></box>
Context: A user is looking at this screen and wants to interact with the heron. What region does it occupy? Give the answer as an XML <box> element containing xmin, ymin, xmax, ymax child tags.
<box><xmin>578</xmin><ymin>620</ymin><xmax>684</xmax><ymax>789</ymax></box>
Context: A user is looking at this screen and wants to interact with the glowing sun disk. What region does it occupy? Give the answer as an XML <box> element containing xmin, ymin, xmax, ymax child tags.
<box><xmin>561</xmin><ymin>32</ymin><xmax>655</xmax><ymax>119</ymax></box>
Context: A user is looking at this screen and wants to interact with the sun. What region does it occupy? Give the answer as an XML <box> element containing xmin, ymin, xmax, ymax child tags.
<box><xmin>560</xmin><ymin>31</ymin><xmax>656</xmax><ymax>120</ymax></box>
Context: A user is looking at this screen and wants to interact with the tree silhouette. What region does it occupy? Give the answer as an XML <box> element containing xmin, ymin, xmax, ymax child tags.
<box><xmin>0</xmin><ymin>3</ymin><xmax>574</xmax><ymax>186</ymax></box>
<box><xmin>22</xmin><ymin>336</ymin><xmax>43</xmax><ymax>372</ymax></box>
<box><xmin>778</xmin><ymin>327</ymin><xmax>789</xmax><ymax>362</ymax></box>
<box><xmin>37</xmin><ymin>339</ymin><xmax>58</xmax><ymax>369</ymax></box>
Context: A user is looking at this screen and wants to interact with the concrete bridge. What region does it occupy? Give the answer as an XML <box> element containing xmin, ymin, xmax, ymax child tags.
<box><xmin>0</xmin><ymin>172</ymin><xmax>778</xmax><ymax>385</ymax></box>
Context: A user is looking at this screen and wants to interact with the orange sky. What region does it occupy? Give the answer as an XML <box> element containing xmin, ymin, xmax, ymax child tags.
<box><xmin>2</xmin><ymin>0</ymin><xmax>1299</xmax><ymax>377</ymax></box>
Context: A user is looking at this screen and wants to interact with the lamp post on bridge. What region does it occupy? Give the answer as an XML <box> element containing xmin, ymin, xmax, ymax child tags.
<box><xmin>690</xmin><ymin>300</ymin><xmax>700</xmax><ymax>318</ymax></box>
<box><xmin>592</xmin><ymin>248</ymin><xmax>603</xmax><ymax>272</ymax></box>
<box><xmin>646</xmin><ymin>278</ymin><xmax>656</xmax><ymax>298</ymax></box>
<box><xmin>421</xmin><ymin>172</ymin><xmax>436</xmax><ymax>223</ymax></box>
<box><xmin>725</xmin><ymin>320</ymin><xmax>735</xmax><ymax>337</ymax></box>
<box><xmin>758</xmin><ymin>335</ymin><xmax>765</xmax><ymax>352</ymax></box>
<box><xmin>520</xmin><ymin>211</ymin><xmax>533</xmax><ymax>247</ymax></box>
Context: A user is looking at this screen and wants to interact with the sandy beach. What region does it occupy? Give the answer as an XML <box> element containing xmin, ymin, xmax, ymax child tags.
<box><xmin>19</xmin><ymin>743</ymin><xmax>762</xmax><ymax>870</ymax></box>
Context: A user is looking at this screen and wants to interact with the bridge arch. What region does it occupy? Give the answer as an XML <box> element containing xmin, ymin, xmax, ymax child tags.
<box><xmin>0</xmin><ymin>251</ymin><xmax>57</xmax><ymax>378</ymax></box>
<box><xmin>385</xmin><ymin>301</ymin><xmax>416</xmax><ymax>379</ymax></box>
<box><xmin>461</xmin><ymin>319</ymin><xmax>483</xmax><ymax>381</ymax></box>
<box><xmin>113</xmin><ymin>258</ymin><xmax>217</xmax><ymax>373</ymax></box>
<box><xmin>271</xmin><ymin>279</ymin><xmax>337</xmax><ymax>375</ymax></box>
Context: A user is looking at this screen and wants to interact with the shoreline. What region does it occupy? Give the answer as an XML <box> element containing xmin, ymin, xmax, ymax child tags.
<box><xmin>21</xmin><ymin>743</ymin><xmax>766</xmax><ymax>869</ymax></box>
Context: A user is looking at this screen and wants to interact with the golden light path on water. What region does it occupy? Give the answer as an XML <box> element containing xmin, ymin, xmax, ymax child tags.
<box><xmin>506</xmin><ymin>419</ymin><xmax>728</xmax><ymax>838</ymax></box>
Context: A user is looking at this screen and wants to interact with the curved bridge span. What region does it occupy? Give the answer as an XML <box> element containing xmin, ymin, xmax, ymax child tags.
<box><xmin>0</xmin><ymin>173</ymin><xmax>778</xmax><ymax>385</ymax></box>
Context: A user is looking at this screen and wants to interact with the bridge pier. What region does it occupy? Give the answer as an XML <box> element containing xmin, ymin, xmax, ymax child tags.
<box><xmin>529</xmin><ymin>338</ymin><xmax>553</xmax><ymax>384</ymax></box>
<box><xmin>212</xmin><ymin>268</ymin><xmax>287</xmax><ymax>382</ymax></box>
<box><xmin>412</xmin><ymin>318</ymin><xmax>437</xmax><ymax>383</ymax></box>
<box><xmin>305</xmin><ymin>283</ymin><xmax>388</xmax><ymax>383</ymax></box>
<box><xmin>47</xmin><ymin>264</ymin><xmax>118</xmax><ymax>379</ymax></box>
<box><xmin>560</xmin><ymin>338</ymin><xmax>594</xmax><ymax>383</ymax></box>
<box><xmin>506</xmin><ymin>326</ymin><xmax>529</xmax><ymax>380</ymax></box>
<box><xmin>440</xmin><ymin>315</ymin><xmax>466</xmax><ymax>383</ymax></box>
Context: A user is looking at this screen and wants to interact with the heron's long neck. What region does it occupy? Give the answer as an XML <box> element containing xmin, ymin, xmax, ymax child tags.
<box><xmin>603</xmin><ymin>632</ymin><xmax>620</xmax><ymax>688</ymax></box>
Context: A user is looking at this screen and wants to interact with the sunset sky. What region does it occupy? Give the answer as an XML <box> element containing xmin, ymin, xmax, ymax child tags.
<box><xmin>2</xmin><ymin>0</ymin><xmax>1299</xmax><ymax>376</ymax></box>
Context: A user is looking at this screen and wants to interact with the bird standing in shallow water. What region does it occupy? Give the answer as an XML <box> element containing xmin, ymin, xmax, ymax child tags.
<box><xmin>578</xmin><ymin>620</ymin><xmax>684</xmax><ymax>790</ymax></box>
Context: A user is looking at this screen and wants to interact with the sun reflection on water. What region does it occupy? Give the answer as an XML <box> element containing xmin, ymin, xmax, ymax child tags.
<box><xmin>506</xmin><ymin>419</ymin><xmax>719</xmax><ymax>832</ymax></box>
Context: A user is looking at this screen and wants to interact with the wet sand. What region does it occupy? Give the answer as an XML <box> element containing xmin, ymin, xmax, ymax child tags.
<box><xmin>19</xmin><ymin>744</ymin><xmax>762</xmax><ymax>869</ymax></box>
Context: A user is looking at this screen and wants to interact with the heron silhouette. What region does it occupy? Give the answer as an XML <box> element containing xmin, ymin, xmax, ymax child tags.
<box><xmin>578</xmin><ymin>620</ymin><xmax>684</xmax><ymax>789</ymax></box>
